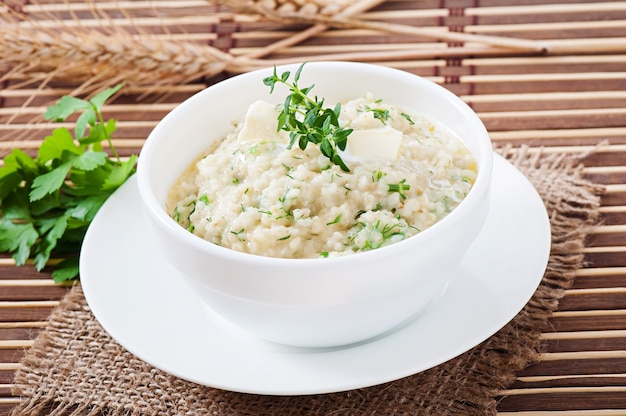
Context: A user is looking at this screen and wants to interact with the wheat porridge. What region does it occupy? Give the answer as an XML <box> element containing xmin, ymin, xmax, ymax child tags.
<box><xmin>168</xmin><ymin>94</ymin><xmax>477</xmax><ymax>258</ymax></box>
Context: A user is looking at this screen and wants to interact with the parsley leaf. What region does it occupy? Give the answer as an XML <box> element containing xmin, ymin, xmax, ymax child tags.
<box><xmin>0</xmin><ymin>83</ymin><xmax>137</xmax><ymax>282</ymax></box>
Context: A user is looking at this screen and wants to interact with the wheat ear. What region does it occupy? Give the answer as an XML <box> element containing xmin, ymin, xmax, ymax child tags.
<box><xmin>0</xmin><ymin>23</ymin><xmax>244</xmax><ymax>86</ymax></box>
<box><xmin>215</xmin><ymin>0</ymin><xmax>547</xmax><ymax>52</ymax></box>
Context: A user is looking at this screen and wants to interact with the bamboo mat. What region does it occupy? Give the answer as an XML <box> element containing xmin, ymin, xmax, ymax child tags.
<box><xmin>1</xmin><ymin>0</ymin><xmax>626</xmax><ymax>415</ymax></box>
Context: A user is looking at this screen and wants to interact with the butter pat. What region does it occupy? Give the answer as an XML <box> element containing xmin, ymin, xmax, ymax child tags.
<box><xmin>346</xmin><ymin>126</ymin><xmax>403</xmax><ymax>161</ymax></box>
<box><xmin>237</xmin><ymin>100</ymin><xmax>280</xmax><ymax>143</ymax></box>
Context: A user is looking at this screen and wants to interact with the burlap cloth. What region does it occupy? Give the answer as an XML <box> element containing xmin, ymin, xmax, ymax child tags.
<box><xmin>10</xmin><ymin>146</ymin><xmax>603</xmax><ymax>416</ymax></box>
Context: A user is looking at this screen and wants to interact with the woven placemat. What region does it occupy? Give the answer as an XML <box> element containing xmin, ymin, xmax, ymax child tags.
<box><xmin>10</xmin><ymin>146</ymin><xmax>602</xmax><ymax>416</ymax></box>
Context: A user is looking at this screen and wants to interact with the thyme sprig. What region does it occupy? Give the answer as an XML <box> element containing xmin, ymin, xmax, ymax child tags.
<box><xmin>263</xmin><ymin>63</ymin><xmax>353</xmax><ymax>172</ymax></box>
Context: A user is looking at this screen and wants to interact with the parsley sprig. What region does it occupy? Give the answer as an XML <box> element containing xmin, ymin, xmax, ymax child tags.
<box><xmin>263</xmin><ymin>63</ymin><xmax>353</xmax><ymax>172</ymax></box>
<box><xmin>0</xmin><ymin>84</ymin><xmax>137</xmax><ymax>282</ymax></box>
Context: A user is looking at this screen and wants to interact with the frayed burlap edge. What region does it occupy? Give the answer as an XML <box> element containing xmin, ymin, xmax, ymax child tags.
<box><xmin>10</xmin><ymin>145</ymin><xmax>604</xmax><ymax>416</ymax></box>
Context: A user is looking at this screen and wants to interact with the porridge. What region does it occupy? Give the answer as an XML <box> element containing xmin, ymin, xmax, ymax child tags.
<box><xmin>168</xmin><ymin>94</ymin><xmax>477</xmax><ymax>258</ymax></box>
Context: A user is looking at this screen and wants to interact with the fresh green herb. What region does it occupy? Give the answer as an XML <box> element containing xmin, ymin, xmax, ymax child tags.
<box><xmin>0</xmin><ymin>84</ymin><xmax>136</xmax><ymax>283</ymax></box>
<box><xmin>320</xmin><ymin>251</ymin><xmax>329</xmax><ymax>258</ymax></box>
<box><xmin>355</xmin><ymin>203</ymin><xmax>384</xmax><ymax>220</ymax></box>
<box><xmin>277</xmin><ymin>234</ymin><xmax>291</xmax><ymax>241</ymax></box>
<box><xmin>326</xmin><ymin>214</ymin><xmax>342</xmax><ymax>225</ymax></box>
<box><xmin>362</xmin><ymin>105</ymin><xmax>390</xmax><ymax>124</ymax></box>
<box><xmin>263</xmin><ymin>63</ymin><xmax>353</xmax><ymax>172</ymax></box>
<box><xmin>387</xmin><ymin>179</ymin><xmax>411</xmax><ymax>201</ymax></box>
<box><xmin>401</xmin><ymin>112</ymin><xmax>415</xmax><ymax>125</ymax></box>
<box><xmin>372</xmin><ymin>170</ymin><xmax>386</xmax><ymax>182</ymax></box>
<box><xmin>230</xmin><ymin>229</ymin><xmax>245</xmax><ymax>241</ymax></box>
<box><xmin>349</xmin><ymin>219</ymin><xmax>406</xmax><ymax>251</ymax></box>
<box><xmin>199</xmin><ymin>193</ymin><xmax>210</xmax><ymax>204</ymax></box>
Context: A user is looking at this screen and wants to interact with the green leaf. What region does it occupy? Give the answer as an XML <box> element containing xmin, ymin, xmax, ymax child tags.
<box><xmin>30</xmin><ymin>193</ymin><xmax>62</xmax><ymax>217</ymax></box>
<box><xmin>37</xmin><ymin>128</ymin><xmax>82</xmax><ymax>163</ymax></box>
<box><xmin>73</xmin><ymin>151</ymin><xmax>108</xmax><ymax>171</ymax></box>
<box><xmin>1</xmin><ymin>83</ymin><xmax>134</xmax><ymax>283</ymax></box>
<box><xmin>66</xmin><ymin>165</ymin><xmax>111</xmax><ymax>195</ymax></box>
<box><xmin>0</xmin><ymin>219</ymin><xmax>38</xmax><ymax>266</ymax></box>
<box><xmin>102</xmin><ymin>155</ymin><xmax>137</xmax><ymax>190</ymax></box>
<box><xmin>6</xmin><ymin>148</ymin><xmax>38</xmax><ymax>174</ymax></box>
<box><xmin>67</xmin><ymin>193</ymin><xmax>109</xmax><ymax>222</ymax></box>
<box><xmin>2</xmin><ymin>188</ymin><xmax>32</xmax><ymax>221</ymax></box>
<box><xmin>0</xmin><ymin>168</ymin><xmax>22</xmax><ymax>201</ymax></box>
<box><xmin>29</xmin><ymin>161</ymin><xmax>73</xmax><ymax>202</ymax></box>
<box><xmin>75</xmin><ymin>107</ymin><xmax>96</xmax><ymax>139</ymax></box>
<box><xmin>44</xmin><ymin>96</ymin><xmax>90</xmax><ymax>121</ymax></box>
<box><xmin>52</xmin><ymin>257</ymin><xmax>80</xmax><ymax>283</ymax></box>
<box><xmin>32</xmin><ymin>213</ymin><xmax>70</xmax><ymax>271</ymax></box>
<box><xmin>85</xmin><ymin>123</ymin><xmax>106</xmax><ymax>144</ymax></box>
<box><xmin>89</xmin><ymin>83</ymin><xmax>123</xmax><ymax>109</ymax></box>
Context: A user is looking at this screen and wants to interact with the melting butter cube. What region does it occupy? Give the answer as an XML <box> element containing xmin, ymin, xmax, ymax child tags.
<box><xmin>346</xmin><ymin>126</ymin><xmax>403</xmax><ymax>161</ymax></box>
<box><xmin>237</xmin><ymin>100</ymin><xmax>280</xmax><ymax>143</ymax></box>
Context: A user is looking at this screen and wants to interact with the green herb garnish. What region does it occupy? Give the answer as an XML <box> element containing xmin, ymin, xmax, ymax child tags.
<box><xmin>0</xmin><ymin>84</ymin><xmax>136</xmax><ymax>282</ymax></box>
<box><xmin>388</xmin><ymin>179</ymin><xmax>411</xmax><ymax>201</ymax></box>
<box><xmin>401</xmin><ymin>112</ymin><xmax>415</xmax><ymax>125</ymax></box>
<box><xmin>263</xmin><ymin>63</ymin><xmax>353</xmax><ymax>172</ymax></box>
<box><xmin>362</xmin><ymin>105</ymin><xmax>390</xmax><ymax>124</ymax></box>
<box><xmin>326</xmin><ymin>214</ymin><xmax>342</xmax><ymax>225</ymax></box>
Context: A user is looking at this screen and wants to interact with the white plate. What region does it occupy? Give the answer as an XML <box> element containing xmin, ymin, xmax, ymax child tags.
<box><xmin>80</xmin><ymin>154</ymin><xmax>550</xmax><ymax>395</ymax></box>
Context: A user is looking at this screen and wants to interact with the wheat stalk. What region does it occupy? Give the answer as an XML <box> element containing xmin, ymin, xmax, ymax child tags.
<box><xmin>0</xmin><ymin>23</ymin><xmax>250</xmax><ymax>88</ymax></box>
<box><xmin>219</xmin><ymin>0</ymin><xmax>363</xmax><ymax>18</ymax></box>
<box><xmin>214</xmin><ymin>0</ymin><xmax>547</xmax><ymax>52</ymax></box>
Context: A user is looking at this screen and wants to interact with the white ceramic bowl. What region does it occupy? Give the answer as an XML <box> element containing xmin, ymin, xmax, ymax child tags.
<box><xmin>137</xmin><ymin>62</ymin><xmax>493</xmax><ymax>348</ymax></box>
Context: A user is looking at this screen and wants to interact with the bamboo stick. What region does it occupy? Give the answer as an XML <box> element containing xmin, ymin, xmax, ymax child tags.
<box><xmin>539</xmin><ymin>350</ymin><xmax>626</xmax><ymax>361</ymax></box>
<box><xmin>517</xmin><ymin>374</ymin><xmax>626</xmax><ymax>383</ymax></box>
<box><xmin>584</xmin><ymin>166</ymin><xmax>626</xmax><ymax>175</ymax></box>
<box><xmin>18</xmin><ymin>0</ymin><xmax>210</xmax><ymax>13</ymax></box>
<box><xmin>466</xmin><ymin>91</ymin><xmax>626</xmax><ymax>104</ymax></box>
<box><xmin>489</xmin><ymin>128</ymin><xmax>626</xmax><ymax>142</ymax></box>
<box><xmin>0</xmin><ymin>84</ymin><xmax>205</xmax><ymax>97</ymax></box>
<box><xmin>469</xmin><ymin>1</ymin><xmax>626</xmax><ymax>17</ymax></box>
<box><xmin>599</xmin><ymin>206</ymin><xmax>626</xmax><ymax>214</ymax></box>
<box><xmin>0</xmin><ymin>121</ymin><xmax>158</xmax><ymax>131</ymax></box>
<box><xmin>0</xmin><ymin>139</ymin><xmax>147</xmax><ymax>149</ymax></box>
<box><xmin>468</xmin><ymin>19</ymin><xmax>626</xmax><ymax>35</ymax></box>
<box><xmin>605</xmin><ymin>184</ymin><xmax>626</xmax><ymax>193</ymax></box>
<box><xmin>0</xmin><ymin>321</ymin><xmax>49</xmax><ymax>328</ymax></box>
<box><xmin>15</xmin><ymin>15</ymin><xmax>227</xmax><ymax>28</ymax></box>
<box><xmin>0</xmin><ymin>340</ymin><xmax>34</xmax><ymax>349</ymax></box>
<box><xmin>552</xmin><ymin>309</ymin><xmax>626</xmax><ymax>318</ymax></box>
<box><xmin>500</xmin><ymin>386</ymin><xmax>626</xmax><ymax>396</ymax></box>
<box><xmin>541</xmin><ymin>330</ymin><xmax>626</xmax><ymax>340</ymax></box>
<box><xmin>566</xmin><ymin>286</ymin><xmax>626</xmax><ymax>294</ymax></box>
<box><xmin>0</xmin><ymin>300</ymin><xmax>60</xmax><ymax>307</ymax></box>
<box><xmin>588</xmin><ymin>224</ymin><xmax>626</xmax><ymax>234</ymax></box>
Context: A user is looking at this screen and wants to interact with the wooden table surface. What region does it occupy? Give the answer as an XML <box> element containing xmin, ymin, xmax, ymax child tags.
<box><xmin>1</xmin><ymin>0</ymin><xmax>626</xmax><ymax>414</ymax></box>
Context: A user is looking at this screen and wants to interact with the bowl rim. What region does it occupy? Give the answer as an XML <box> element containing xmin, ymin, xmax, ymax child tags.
<box><xmin>136</xmin><ymin>61</ymin><xmax>494</xmax><ymax>267</ymax></box>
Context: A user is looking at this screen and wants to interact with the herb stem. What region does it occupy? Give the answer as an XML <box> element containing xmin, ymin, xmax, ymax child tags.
<box><xmin>94</xmin><ymin>103</ymin><xmax>121</xmax><ymax>163</ymax></box>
